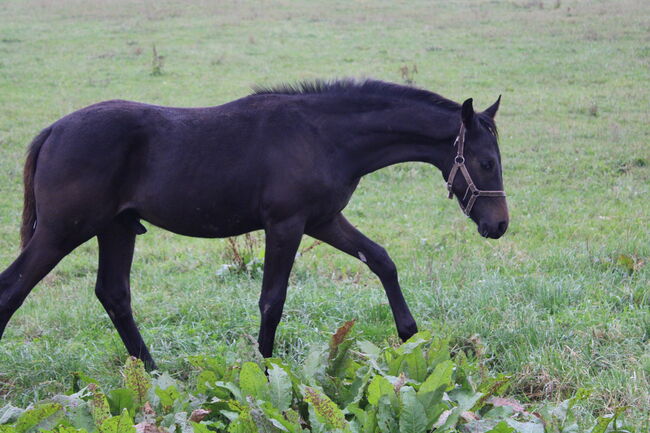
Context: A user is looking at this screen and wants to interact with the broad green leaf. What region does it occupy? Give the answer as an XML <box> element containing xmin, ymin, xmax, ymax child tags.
<box><xmin>361</xmin><ymin>406</ymin><xmax>378</xmax><ymax>433</ymax></box>
<box><xmin>385</xmin><ymin>347</ymin><xmax>406</xmax><ymax>377</ymax></box>
<box><xmin>259</xmin><ymin>403</ymin><xmax>303</xmax><ymax>433</ymax></box>
<box><xmin>188</xmin><ymin>355</ymin><xmax>227</xmax><ymax>378</ymax></box>
<box><xmin>14</xmin><ymin>404</ymin><xmax>62</xmax><ymax>433</ymax></box>
<box><xmin>367</xmin><ymin>375</ymin><xmax>394</xmax><ymax>406</ymax></box>
<box><xmin>154</xmin><ymin>385</ymin><xmax>181</xmax><ymax>413</ymax></box>
<box><xmin>341</xmin><ymin>366</ymin><xmax>372</xmax><ymax>407</ymax></box>
<box><xmin>65</xmin><ymin>402</ymin><xmax>95</xmax><ymax>433</ymax></box>
<box><xmin>483</xmin><ymin>406</ymin><xmax>515</xmax><ymax>420</ymax></box>
<box><xmin>40</xmin><ymin>427</ymin><xmax>90</xmax><ymax>433</ymax></box>
<box><xmin>0</xmin><ymin>405</ymin><xmax>24</xmax><ymax>425</ymax></box>
<box><xmin>398</xmin><ymin>387</ymin><xmax>427</xmax><ymax>433</ymax></box>
<box><xmin>173</xmin><ymin>411</ymin><xmax>196</xmax><ymax>433</ymax></box>
<box><xmin>302</xmin><ymin>345</ymin><xmax>328</xmax><ymax>383</ymax></box>
<box><xmin>99</xmin><ymin>410</ymin><xmax>135</xmax><ymax>433</ymax></box>
<box><xmin>448</xmin><ymin>388</ymin><xmax>483</xmax><ymax>412</ymax></box>
<box><xmin>326</xmin><ymin>338</ymin><xmax>354</xmax><ymax>379</ymax></box>
<box><xmin>107</xmin><ymin>389</ymin><xmax>136</xmax><ymax>417</ymax></box>
<box><xmin>224</xmin><ymin>402</ymin><xmax>266</xmax><ymax>433</ymax></box>
<box><xmin>239</xmin><ymin>362</ymin><xmax>270</xmax><ymax>402</ymax></box>
<box><xmin>505</xmin><ymin>419</ymin><xmax>544</xmax><ymax>433</ymax></box>
<box><xmin>302</xmin><ymin>386</ymin><xmax>349</xmax><ymax>431</ymax></box>
<box><xmin>41</xmin><ymin>427</ymin><xmax>90</xmax><ymax>433</ymax></box>
<box><xmin>195</xmin><ymin>370</ymin><xmax>218</xmax><ymax>395</ymax></box>
<box><xmin>247</xmin><ymin>400</ymin><xmax>278</xmax><ymax>433</ymax></box>
<box><xmin>148</xmin><ymin>372</ymin><xmax>179</xmax><ymax>407</ymax></box>
<box><xmin>376</xmin><ymin>395</ymin><xmax>398</xmax><ymax>433</ymax></box>
<box><xmin>191</xmin><ymin>422</ymin><xmax>212</xmax><ymax>433</ymax></box>
<box><xmin>267</xmin><ymin>363</ymin><xmax>292</xmax><ymax>412</ymax></box>
<box><xmin>418</xmin><ymin>360</ymin><xmax>453</xmax><ymax>394</ymax></box>
<box><xmin>415</xmin><ymin>385</ymin><xmax>446</xmax><ymax>428</ymax></box>
<box><xmin>265</xmin><ymin>358</ymin><xmax>303</xmax><ymax>395</ymax></box>
<box><xmin>356</xmin><ymin>340</ymin><xmax>381</xmax><ymax>359</ymax></box>
<box><xmin>426</xmin><ymin>338</ymin><xmax>450</xmax><ymax>370</ymax></box>
<box><xmin>215</xmin><ymin>381</ymin><xmax>243</xmax><ymax>402</ymax></box>
<box><xmin>70</xmin><ymin>372</ymin><xmax>98</xmax><ymax>393</ymax></box>
<box><xmin>123</xmin><ymin>357</ymin><xmax>150</xmax><ymax>408</ymax></box>
<box><xmin>436</xmin><ymin>407</ymin><xmax>461</xmax><ymax>431</ymax></box>
<box><xmin>589</xmin><ymin>406</ymin><xmax>628</xmax><ymax>433</ymax></box>
<box><xmin>487</xmin><ymin>421</ymin><xmax>516</xmax><ymax>433</ymax></box>
<box><xmin>403</xmin><ymin>347</ymin><xmax>427</xmax><ymax>383</ymax></box>
<box><xmin>344</xmin><ymin>402</ymin><xmax>366</xmax><ymax>424</ymax></box>
<box><xmin>395</xmin><ymin>332</ymin><xmax>430</xmax><ymax>356</ymax></box>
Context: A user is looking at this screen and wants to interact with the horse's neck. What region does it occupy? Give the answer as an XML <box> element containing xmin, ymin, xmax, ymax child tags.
<box><xmin>340</xmin><ymin>105</ymin><xmax>458</xmax><ymax>180</ymax></box>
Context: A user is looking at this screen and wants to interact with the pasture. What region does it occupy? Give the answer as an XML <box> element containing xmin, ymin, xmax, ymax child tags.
<box><xmin>0</xmin><ymin>0</ymin><xmax>648</xmax><ymax>429</ymax></box>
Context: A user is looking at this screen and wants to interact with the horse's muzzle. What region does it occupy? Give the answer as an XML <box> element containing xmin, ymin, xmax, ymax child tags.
<box><xmin>479</xmin><ymin>220</ymin><xmax>508</xmax><ymax>239</ymax></box>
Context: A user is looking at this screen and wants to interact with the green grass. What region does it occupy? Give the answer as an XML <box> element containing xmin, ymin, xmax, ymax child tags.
<box><xmin>0</xmin><ymin>0</ymin><xmax>648</xmax><ymax>429</ymax></box>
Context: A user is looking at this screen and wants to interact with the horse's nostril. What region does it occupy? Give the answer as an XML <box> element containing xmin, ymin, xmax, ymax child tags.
<box><xmin>498</xmin><ymin>220</ymin><xmax>508</xmax><ymax>233</ymax></box>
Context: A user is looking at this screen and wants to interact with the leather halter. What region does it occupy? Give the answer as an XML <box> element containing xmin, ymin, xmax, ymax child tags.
<box><xmin>446</xmin><ymin>123</ymin><xmax>506</xmax><ymax>216</ymax></box>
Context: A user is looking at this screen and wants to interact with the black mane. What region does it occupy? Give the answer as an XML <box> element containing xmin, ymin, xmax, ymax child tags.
<box><xmin>252</xmin><ymin>78</ymin><xmax>497</xmax><ymax>136</ymax></box>
<box><xmin>252</xmin><ymin>78</ymin><xmax>461</xmax><ymax>111</ymax></box>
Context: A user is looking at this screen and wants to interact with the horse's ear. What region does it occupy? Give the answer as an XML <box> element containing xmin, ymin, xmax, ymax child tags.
<box><xmin>484</xmin><ymin>95</ymin><xmax>501</xmax><ymax>119</ymax></box>
<box><xmin>461</xmin><ymin>98</ymin><xmax>474</xmax><ymax>126</ymax></box>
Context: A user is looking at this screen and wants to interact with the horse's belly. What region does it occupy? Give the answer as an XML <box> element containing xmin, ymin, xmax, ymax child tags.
<box><xmin>141</xmin><ymin>211</ymin><xmax>263</xmax><ymax>238</ymax></box>
<box><xmin>132</xmin><ymin>193</ymin><xmax>263</xmax><ymax>238</ymax></box>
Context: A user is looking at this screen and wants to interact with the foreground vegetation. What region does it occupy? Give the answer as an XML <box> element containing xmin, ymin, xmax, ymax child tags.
<box><xmin>0</xmin><ymin>0</ymin><xmax>648</xmax><ymax>430</ymax></box>
<box><xmin>0</xmin><ymin>324</ymin><xmax>635</xmax><ymax>432</ymax></box>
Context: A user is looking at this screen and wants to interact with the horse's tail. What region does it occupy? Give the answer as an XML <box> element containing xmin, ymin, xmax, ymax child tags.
<box><xmin>21</xmin><ymin>127</ymin><xmax>51</xmax><ymax>249</ymax></box>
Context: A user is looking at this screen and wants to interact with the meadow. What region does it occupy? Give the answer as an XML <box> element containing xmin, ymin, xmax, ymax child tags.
<box><xmin>0</xmin><ymin>0</ymin><xmax>648</xmax><ymax>430</ymax></box>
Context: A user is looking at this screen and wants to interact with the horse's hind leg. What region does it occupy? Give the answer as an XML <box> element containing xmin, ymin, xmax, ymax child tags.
<box><xmin>0</xmin><ymin>230</ymin><xmax>77</xmax><ymax>339</ymax></box>
<box><xmin>95</xmin><ymin>219</ymin><xmax>156</xmax><ymax>370</ymax></box>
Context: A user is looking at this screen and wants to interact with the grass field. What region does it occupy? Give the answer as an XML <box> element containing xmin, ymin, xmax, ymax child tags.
<box><xmin>0</xmin><ymin>0</ymin><xmax>648</xmax><ymax>429</ymax></box>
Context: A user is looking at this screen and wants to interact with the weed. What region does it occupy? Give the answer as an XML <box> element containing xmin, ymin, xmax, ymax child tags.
<box><xmin>151</xmin><ymin>44</ymin><xmax>164</xmax><ymax>76</ymax></box>
<box><xmin>0</xmin><ymin>328</ymin><xmax>634</xmax><ymax>433</ymax></box>
<box><xmin>221</xmin><ymin>233</ymin><xmax>264</xmax><ymax>275</ymax></box>
<box><xmin>399</xmin><ymin>64</ymin><xmax>418</xmax><ymax>85</ymax></box>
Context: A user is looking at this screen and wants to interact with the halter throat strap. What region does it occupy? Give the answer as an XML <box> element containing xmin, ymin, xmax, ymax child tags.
<box><xmin>446</xmin><ymin>123</ymin><xmax>506</xmax><ymax>216</ymax></box>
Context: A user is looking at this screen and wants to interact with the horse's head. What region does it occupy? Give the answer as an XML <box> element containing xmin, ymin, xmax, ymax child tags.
<box><xmin>445</xmin><ymin>97</ymin><xmax>509</xmax><ymax>239</ymax></box>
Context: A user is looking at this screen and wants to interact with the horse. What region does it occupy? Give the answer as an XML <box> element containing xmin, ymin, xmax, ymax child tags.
<box><xmin>0</xmin><ymin>79</ymin><xmax>508</xmax><ymax>370</ymax></box>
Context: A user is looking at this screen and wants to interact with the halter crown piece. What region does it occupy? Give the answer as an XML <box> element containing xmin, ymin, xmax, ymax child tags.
<box><xmin>446</xmin><ymin>123</ymin><xmax>506</xmax><ymax>216</ymax></box>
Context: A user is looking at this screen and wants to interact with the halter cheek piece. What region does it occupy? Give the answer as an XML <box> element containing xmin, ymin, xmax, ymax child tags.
<box><xmin>446</xmin><ymin>124</ymin><xmax>506</xmax><ymax>216</ymax></box>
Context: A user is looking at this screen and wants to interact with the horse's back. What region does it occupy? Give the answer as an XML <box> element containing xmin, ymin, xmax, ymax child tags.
<box><xmin>30</xmin><ymin>95</ymin><xmax>354</xmax><ymax>239</ymax></box>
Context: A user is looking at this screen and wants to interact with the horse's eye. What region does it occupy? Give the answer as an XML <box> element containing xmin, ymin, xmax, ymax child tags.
<box><xmin>480</xmin><ymin>160</ymin><xmax>494</xmax><ymax>170</ymax></box>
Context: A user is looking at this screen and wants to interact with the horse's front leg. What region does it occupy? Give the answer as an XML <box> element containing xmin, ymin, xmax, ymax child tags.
<box><xmin>257</xmin><ymin>217</ymin><xmax>305</xmax><ymax>357</ymax></box>
<box><xmin>306</xmin><ymin>213</ymin><xmax>418</xmax><ymax>341</ymax></box>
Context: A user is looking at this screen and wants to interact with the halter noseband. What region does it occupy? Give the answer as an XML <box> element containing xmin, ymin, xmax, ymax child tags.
<box><xmin>446</xmin><ymin>123</ymin><xmax>506</xmax><ymax>216</ymax></box>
